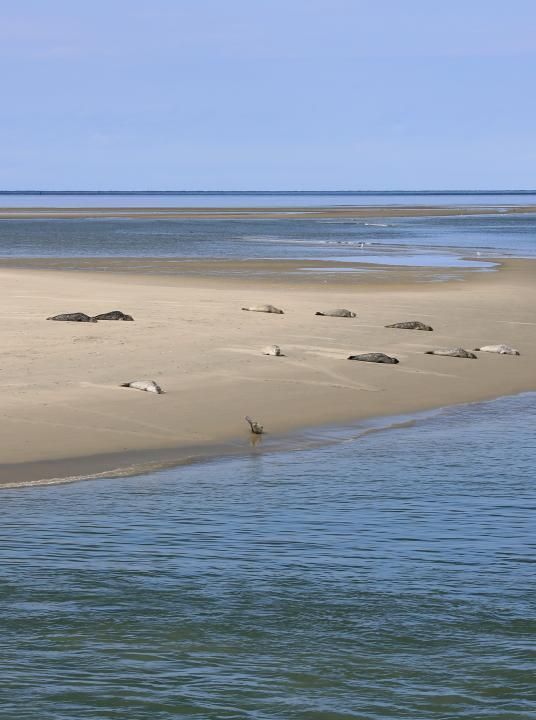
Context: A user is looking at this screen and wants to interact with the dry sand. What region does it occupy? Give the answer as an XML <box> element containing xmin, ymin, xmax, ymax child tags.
<box><xmin>1</xmin><ymin>258</ymin><xmax>535</xmax><ymax>485</ymax></box>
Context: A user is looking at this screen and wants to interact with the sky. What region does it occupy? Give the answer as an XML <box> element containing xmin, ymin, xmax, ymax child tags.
<box><xmin>1</xmin><ymin>0</ymin><xmax>535</xmax><ymax>190</ymax></box>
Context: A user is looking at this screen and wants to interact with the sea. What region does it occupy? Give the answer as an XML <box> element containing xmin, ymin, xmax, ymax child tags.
<box><xmin>0</xmin><ymin>192</ymin><xmax>535</xmax><ymax>719</ymax></box>
<box><xmin>1</xmin><ymin>191</ymin><xmax>536</xmax><ymax>269</ymax></box>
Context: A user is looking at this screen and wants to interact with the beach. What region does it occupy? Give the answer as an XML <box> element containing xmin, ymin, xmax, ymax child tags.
<box><xmin>1</xmin><ymin>257</ymin><xmax>535</xmax><ymax>485</ymax></box>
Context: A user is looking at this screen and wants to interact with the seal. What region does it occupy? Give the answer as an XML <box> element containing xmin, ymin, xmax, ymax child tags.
<box><xmin>241</xmin><ymin>305</ymin><xmax>284</xmax><ymax>314</ymax></box>
<box><xmin>315</xmin><ymin>309</ymin><xmax>356</xmax><ymax>318</ymax></box>
<box><xmin>120</xmin><ymin>380</ymin><xmax>163</xmax><ymax>394</ymax></box>
<box><xmin>386</xmin><ymin>321</ymin><xmax>433</xmax><ymax>331</ymax></box>
<box><xmin>347</xmin><ymin>352</ymin><xmax>399</xmax><ymax>364</ymax></box>
<box><xmin>47</xmin><ymin>313</ymin><xmax>97</xmax><ymax>322</ymax></box>
<box><xmin>245</xmin><ymin>416</ymin><xmax>264</xmax><ymax>434</ymax></box>
<box><xmin>473</xmin><ymin>344</ymin><xmax>520</xmax><ymax>355</ymax></box>
<box><xmin>262</xmin><ymin>345</ymin><xmax>283</xmax><ymax>356</ymax></box>
<box><xmin>425</xmin><ymin>348</ymin><xmax>477</xmax><ymax>359</ymax></box>
<box><xmin>92</xmin><ymin>310</ymin><xmax>134</xmax><ymax>321</ymax></box>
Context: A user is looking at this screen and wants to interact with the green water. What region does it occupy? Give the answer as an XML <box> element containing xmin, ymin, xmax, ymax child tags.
<box><xmin>1</xmin><ymin>395</ymin><xmax>535</xmax><ymax>719</ymax></box>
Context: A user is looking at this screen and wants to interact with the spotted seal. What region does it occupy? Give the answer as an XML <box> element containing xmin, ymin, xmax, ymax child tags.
<box><xmin>92</xmin><ymin>310</ymin><xmax>134</xmax><ymax>321</ymax></box>
<box><xmin>347</xmin><ymin>352</ymin><xmax>399</xmax><ymax>364</ymax></box>
<box><xmin>473</xmin><ymin>344</ymin><xmax>520</xmax><ymax>355</ymax></box>
<box><xmin>425</xmin><ymin>348</ymin><xmax>477</xmax><ymax>359</ymax></box>
<box><xmin>386</xmin><ymin>321</ymin><xmax>433</xmax><ymax>331</ymax></box>
<box><xmin>262</xmin><ymin>345</ymin><xmax>283</xmax><ymax>356</ymax></box>
<box><xmin>241</xmin><ymin>305</ymin><xmax>284</xmax><ymax>314</ymax></box>
<box><xmin>120</xmin><ymin>380</ymin><xmax>163</xmax><ymax>394</ymax></box>
<box><xmin>315</xmin><ymin>309</ymin><xmax>356</xmax><ymax>318</ymax></box>
<box><xmin>47</xmin><ymin>312</ymin><xmax>97</xmax><ymax>322</ymax></box>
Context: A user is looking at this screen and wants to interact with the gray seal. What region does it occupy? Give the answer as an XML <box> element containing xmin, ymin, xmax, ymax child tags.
<box><xmin>241</xmin><ymin>305</ymin><xmax>284</xmax><ymax>314</ymax></box>
<box><xmin>92</xmin><ymin>310</ymin><xmax>134</xmax><ymax>321</ymax></box>
<box><xmin>386</xmin><ymin>321</ymin><xmax>433</xmax><ymax>331</ymax></box>
<box><xmin>47</xmin><ymin>312</ymin><xmax>97</xmax><ymax>322</ymax></box>
<box><xmin>347</xmin><ymin>352</ymin><xmax>399</xmax><ymax>364</ymax></box>
<box><xmin>425</xmin><ymin>348</ymin><xmax>477</xmax><ymax>359</ymax></box>
<box><xmin>120</xmin><ymin>380</ymin><xmax>163</xmax><ymax>394</ymax></box>
<box><xmin>473</xmin><ymin>344</ymin><xmax>520</xmax><ymax>356</ymax></box>
<box><xmin>245</xmin><ymin>416</ymin><xmax>264</xmax><ymax>434</ymax></box>
<box><xmin>315</xmin><ymin>309</ymin><xmax>356</xmax><ymax>318</ymax></box>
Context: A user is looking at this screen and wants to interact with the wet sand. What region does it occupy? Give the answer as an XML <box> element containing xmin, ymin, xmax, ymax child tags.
<box><xmin>0</xmin><ymin>204</ymin><xmax>536</xmax><ymax>219</ymax></box>
<box><xmin>1</xmin><ymin>258</ymin><xmax>535</xmax><ymax>485</ymax></box>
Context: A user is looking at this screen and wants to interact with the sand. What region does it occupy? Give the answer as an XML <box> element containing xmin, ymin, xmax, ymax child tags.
<box><xmin>1</xmin><ymin>258</ymin><xmax>535</xmax><ymax>485</ymax></box>
<box><xmin>1</xmin><ymin>204</ymin><xmax>536</xmax><ymax>219</ymax></box>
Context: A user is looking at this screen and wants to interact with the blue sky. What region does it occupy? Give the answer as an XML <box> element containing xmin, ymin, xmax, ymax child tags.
<box><xmin>1</xmin><ymin>0</ymin><xmax>535</xmax><ymax>190</ymax></box>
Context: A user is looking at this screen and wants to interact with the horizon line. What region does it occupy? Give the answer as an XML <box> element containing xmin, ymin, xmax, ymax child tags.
<box><xmin>1</xmin><ymin>189</ymin><xmax>536</xmax><ymax>195</ymax></box>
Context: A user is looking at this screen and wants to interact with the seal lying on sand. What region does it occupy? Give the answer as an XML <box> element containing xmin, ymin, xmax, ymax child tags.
<box><xmin>245</xmin><ymin>416</ymin><xmax>264</xmax><ymax>434</ymax></box>
<box><xmin>315</xmin><ymin>309</ymin><xmax>356</xmax><ymax>318</ymax></box>
<box><xmin>47</xmin><ymin>312</ymin><xmax>97</xmax><ymax>322</ymax></box>
<box><xmin>241</xmin><ymin>305</ymin><xmax>284</xmax><ymax>314</ymax></box>
<box><xmin>474</xmin><ymin>344</ymin><xmax>520</xmax><ymax>356</ymax></box>
<box><xmin>425</xmin><ymin>348</ymin><xmax>477</xmax><ymax>359</ymax></box>
<box><xmin>347</xmin><ymin>352</ymin><xmax>399</xmax><ymax>364</ymax></box>
<box><xmin>120</xmin><ymin>380</ymin><xmax>163</xmax><ymax>394</ymax></box>
<box><xmin>386</xmin><ymin>321</ymin><xmax>433</xmax><ymax>331</ymax></box>
<box><xmin>262</xmin><ymin>345</ymin><xmax>283</xmax><ymax>356</ymax></box>
<box><xmin>92</xmin><ymin>310</ymin><xmax>134</xmax><ymax>321</ymax></box>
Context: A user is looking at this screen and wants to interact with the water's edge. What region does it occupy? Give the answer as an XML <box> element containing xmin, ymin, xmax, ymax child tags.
<box><xmin>3</xmin><ymin>391</ymin><xmax>534</xmax><ymax>490</ymax></box>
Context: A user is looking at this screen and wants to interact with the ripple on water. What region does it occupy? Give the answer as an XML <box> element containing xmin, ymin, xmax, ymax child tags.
<box><xmin>0</xmin><ymin>394</ymin><xmax>535</xmax><ymax>719</ymax></box>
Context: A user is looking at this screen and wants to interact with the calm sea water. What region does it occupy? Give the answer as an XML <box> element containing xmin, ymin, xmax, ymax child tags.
<box><xmin>2</xmin><ymin>190</ymin><xmax>536</xmax><ymax>208</ymax></box>
<box><xmin>1</xmin><ymin>394</ymin><xmax>535</xmax><ymax>719</ymax></box>
<box><xmin>0</xmin><ymin>209</ymin><xmax>535</xmax><ymax>267</ymax></box>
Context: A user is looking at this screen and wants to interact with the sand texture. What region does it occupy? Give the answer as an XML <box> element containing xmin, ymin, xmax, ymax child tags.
<box><xmin>1</xmin><ymin>259</ymin><xmax>535</xmax><ymax>484</ymax></box>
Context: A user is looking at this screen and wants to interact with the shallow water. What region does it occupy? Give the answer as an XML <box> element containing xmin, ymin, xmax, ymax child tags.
<box><xmin>0</xmin><ymin>212</ymin><xmax>535</xmax><ymax>267</ymax></box>
<box><xmin>1</xmin><ymin>394</ymin><xmax>535</xmax><ymax>719</ymax></box>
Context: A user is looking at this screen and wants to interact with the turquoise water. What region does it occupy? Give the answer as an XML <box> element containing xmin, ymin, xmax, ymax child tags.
<box><xmin>1</xmin><ymin>394</ymin><xmax>535</xmax><ymax>719</ymax></box>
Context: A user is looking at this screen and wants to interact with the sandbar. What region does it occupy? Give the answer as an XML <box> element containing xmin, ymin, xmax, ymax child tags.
<box><xmin>1</xmin><ymin>258</ymin><xmax>535</xmax><ymax>485</ymax></box>
<box><xmin>1</xmin><ymin>204</ymin><xmax>536</xmax><ymax>219</ymax></box>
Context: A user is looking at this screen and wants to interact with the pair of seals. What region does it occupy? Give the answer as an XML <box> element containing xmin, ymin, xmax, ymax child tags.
<box><xmin>48</xmin><ymin>310</ymin><xmax>134</xmax><ymax>322</ymax></box>
<box><xmin>474</xmin><ymin>344</ymin><xmax>520</xmax><ymax>356</ymax></box>
<box><xmin>262</xmin><ymin>345</ymin><xmax>283</xmax><ymax>356</ymax></box>
<box><xmin>245</xmin><ymin>416</ymin><xmax>264</xmax><ymax>434</ymax></box>
<box><xmin>242</xmin><ymin>305</ymin><xmax>284</xmax><ymax>314</ymax></box>
<box><xmin>386</xmin><ymin>321</ymin><xmax>433</xmax><ymax>331</ymax></box>
<box><xmin>315</xmin><ymin>309</ymin><xmax>356</xmax><ymax>318</ymax></box>
<box><xmin>120</xmin><ymin>380</ymin><xmax>163</xmax><ymax>394</ymax></box>
<box><xmin>425</xmin><ymin>348</ymin><xmax>477</xmax><ymax>359</ymax></box>
<box><xmin>348</xmin><ymin>352</ymin><xmax>399</xmax><ymax>364</ymax></box>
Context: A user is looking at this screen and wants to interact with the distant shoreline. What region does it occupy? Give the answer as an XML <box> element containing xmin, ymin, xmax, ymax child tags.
<box><xmin>1</xmin><ymin>189</ymin><xmax>536</xmax><ymax>195</ymax></box>
<box><xmin>1</xmin><ymin>204</ymin><xmax>536</xmax><ymax>219</ymax></box>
